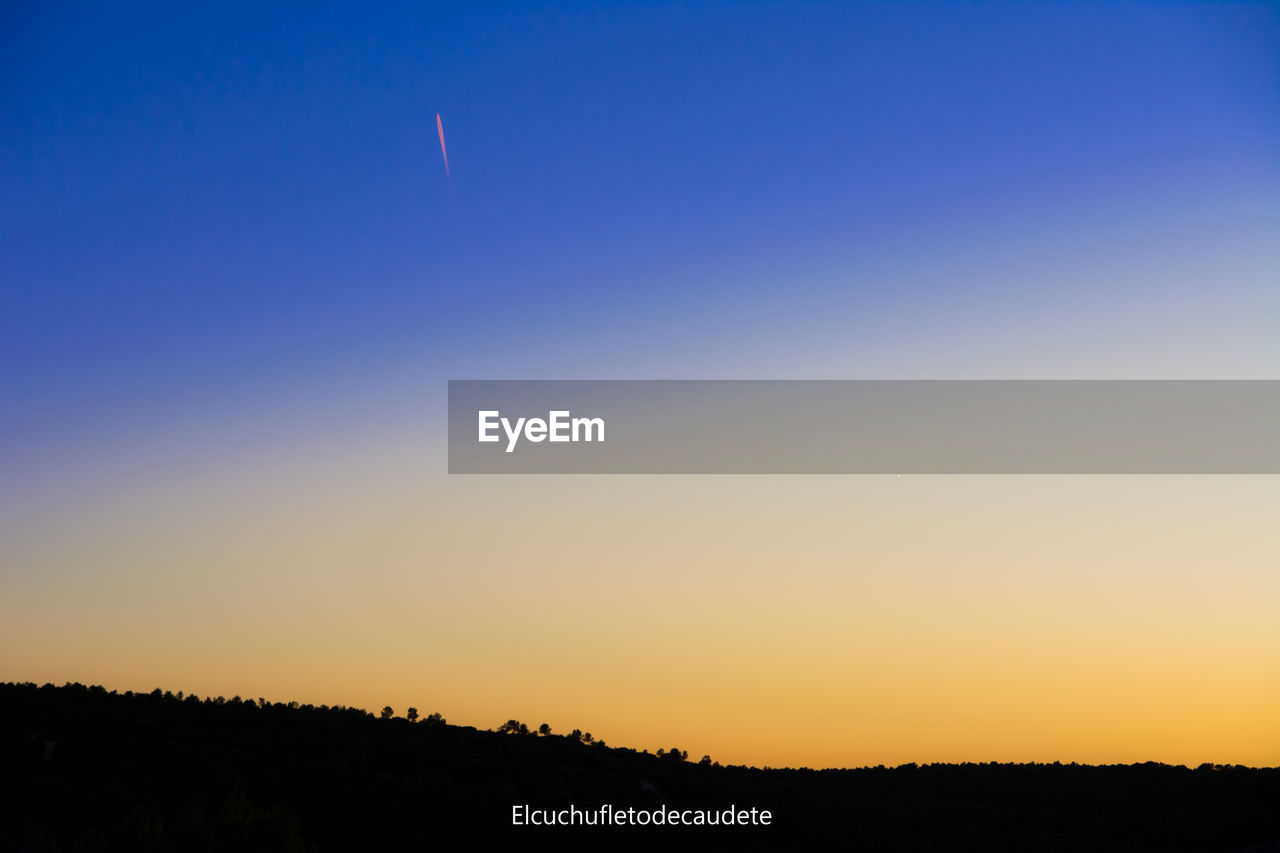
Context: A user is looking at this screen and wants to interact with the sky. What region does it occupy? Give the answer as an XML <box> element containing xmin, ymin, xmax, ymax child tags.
<box><xmin>2</xmin><ymin>1</ymin><xmax>1278</xmax><ymax>768</ymax></box>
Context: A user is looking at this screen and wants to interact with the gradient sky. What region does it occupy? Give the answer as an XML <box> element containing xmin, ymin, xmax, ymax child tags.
<box><xmin>2</xmin><ymin>2</ymin><xmax>1278</xmax><ymax>768</ymax></box>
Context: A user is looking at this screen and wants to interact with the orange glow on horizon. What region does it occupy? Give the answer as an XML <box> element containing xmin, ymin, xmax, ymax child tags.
<box><xmin>2</xmin><ymin>431</ymin><xmax>1277</xmax><ymax>770</ymax></box>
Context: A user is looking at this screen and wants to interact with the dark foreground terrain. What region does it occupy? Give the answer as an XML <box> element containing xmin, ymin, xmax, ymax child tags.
<box><xmin>1</xmin><ymin>682</ymin><xmax>1277</xmax><ymax>852</ymax></box>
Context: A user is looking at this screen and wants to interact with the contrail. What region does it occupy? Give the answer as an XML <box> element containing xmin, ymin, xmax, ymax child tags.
<box><xmin>436</xmin><ymin>113</ymin><xmax>450</xmax><ymax>179</ymax></box>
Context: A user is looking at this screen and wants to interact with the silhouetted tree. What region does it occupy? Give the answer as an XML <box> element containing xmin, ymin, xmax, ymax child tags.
<box><xmin>497</xmin><ymin>719</ymin><xmax>530</xmax><ymax>735</ymax></box>
<box><xmin>380</xmin><ymin>706</ymin><xmax>394</xmax><ymax>720</ymax></box>
<box><xmin>406</xmin><ymin>707</ymin><xmax>419</xmax><ymax>723</ymax></box>
<box><xmin>699</xmin><ymin>754</ymin><xmax>713</xmax><ymax>766</ymax></box>
<box><xmin>538</xmin><ymin>723</ymin><xmax>552</xmax><ymax>736</ymax></box>
<box><xmin>424</xmin><ymin>712</ymin><xmax>446</xmax><ymax>725</ymax></box>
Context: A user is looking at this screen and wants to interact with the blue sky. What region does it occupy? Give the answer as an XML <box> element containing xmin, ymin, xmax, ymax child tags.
<box><xmin>3</xmin><ymin>1</ymin><xmax>1278</xmax><ymax>479</ymax></box>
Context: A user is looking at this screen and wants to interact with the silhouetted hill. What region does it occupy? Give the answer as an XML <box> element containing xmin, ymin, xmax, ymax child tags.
<box><xmin>1</xmin><ymin>682</ymin><xmax>1277</xmax><ymax>852</ymax></box>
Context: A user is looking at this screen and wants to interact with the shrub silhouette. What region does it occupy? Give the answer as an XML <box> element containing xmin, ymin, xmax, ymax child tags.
<box><xmin>380</xmin><ymin>706</ymin><xmax>394</xmax><ymax>720</ymax></box>
<box><xmin>497</xmin><ymin>719</ymin><xmax>530</xmax><ymax>735</ymax></box>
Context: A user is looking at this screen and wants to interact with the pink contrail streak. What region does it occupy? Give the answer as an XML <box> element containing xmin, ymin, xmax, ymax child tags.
<box><xmin>436</xmin><ymin>113</ymin><xmax>450</xmax><ymax>179</ymax></box>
